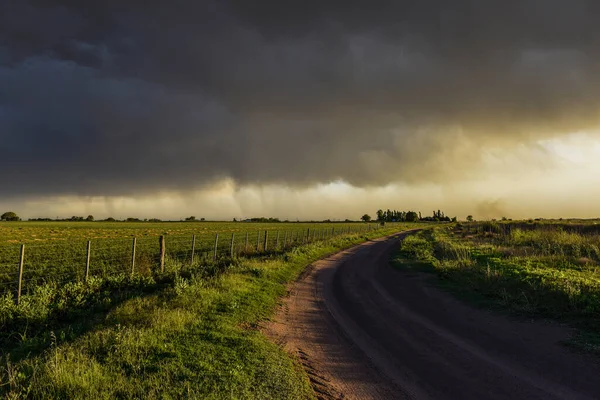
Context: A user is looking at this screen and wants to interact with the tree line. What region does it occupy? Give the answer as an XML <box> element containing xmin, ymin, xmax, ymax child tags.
<box><xmin>361</xmin><ymin>209</ymin><xmax>457</xmax><ymax>223</ymax></box>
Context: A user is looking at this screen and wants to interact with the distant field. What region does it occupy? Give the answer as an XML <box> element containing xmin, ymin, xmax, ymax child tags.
<box><xmin>0</xmin><ymin>221</ymin><xmax>364</xmax><ymax>244</ymax></box>
<box><xmin>0</xmin><ymin>221</ymin><xmax>384</xmax><ymax>295</ymax></box>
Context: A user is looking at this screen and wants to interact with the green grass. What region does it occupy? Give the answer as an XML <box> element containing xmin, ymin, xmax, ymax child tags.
<box><xmin>0</xmin><ymin>221</ymin><xmax>385</xmax><ymax>295</ymax></box>
<box><xmin>1</xmin><ymin>224</ymin><xmax>425</xmax><ymax>399</ymax></box>
<box><xmin>393</xmin><ymin>222</ymin><xmax>600</xmax><ymax>354</ymax></box>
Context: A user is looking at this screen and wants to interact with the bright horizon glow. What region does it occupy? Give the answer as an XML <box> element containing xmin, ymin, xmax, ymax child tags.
<box><xmin>2</xmin><ymin>131</ymin><xmax>599</xmax><ymax>221</ymax></box>
<box><xmin>0</xmin><ymin>132</ymin><xmax>600</xmax><ymax>221</ymax></box>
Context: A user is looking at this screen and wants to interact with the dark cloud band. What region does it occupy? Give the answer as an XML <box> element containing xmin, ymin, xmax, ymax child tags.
<box><xmin>1</xmin><ymin>1</ymin><xmax>598</xmax><ymax>197</ymax></box>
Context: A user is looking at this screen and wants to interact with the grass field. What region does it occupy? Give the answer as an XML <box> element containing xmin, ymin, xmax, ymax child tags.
<box><xmin>0</xmin><ymin>222</ymin><xmax>424</xmax><ymax>399</ymax></box>
<box><xmin>395</xmin><ymin>221</ymin><xmax>600</xmax><ymax>353</ymax></box>
<box><xmin>0</xmin><ymin>221</ymin><xmax>378</xmax><ymax>296</ymax></box>
<box><xmin>0</xmin><ymin>221</ymin><xmax>369</xmax><ymax>244</ymax></box>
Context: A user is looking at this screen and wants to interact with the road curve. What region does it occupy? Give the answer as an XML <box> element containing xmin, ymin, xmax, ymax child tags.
<box><xmin>265</xmin><ymin>231</ymin><xmax>600</xmax><ymax>400</ymax></box>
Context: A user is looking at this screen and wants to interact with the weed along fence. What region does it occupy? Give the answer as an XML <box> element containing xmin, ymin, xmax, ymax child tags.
<box><xmin>0</xmin><ymin>223</ymin><xmax>387</xmax><ymax>303</ymax></box>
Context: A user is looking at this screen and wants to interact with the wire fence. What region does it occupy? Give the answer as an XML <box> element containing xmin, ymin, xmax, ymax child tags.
<box><xmin>0</xmin><ymin>223</ymin><xmax>387</xmax><ymax>303</ymax></box>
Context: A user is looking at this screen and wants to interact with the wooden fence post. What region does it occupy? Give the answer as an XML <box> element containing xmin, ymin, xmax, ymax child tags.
<box><xmin>190</xmin><ymin>234</ymin><xmax>196</xmax><ymax>266</ymax></box>
<box><xmin>306</xmin><ymin>228</ymin><xmax>310</xmax><ymax>243</ymax></box>
<box><xmin>16</xmin><ymin>244</ymin><xmax>25</xmax><ymax>305</ymax></box>
<box><xmin>159</xmin><ymin>236</ymin><xmax>166</xmax><ymax>273</ymax></box>
<box><xmin>131</xmin><ymin>238</ymin><xmax>137</xmax><ymax>277</ymax></box>
<box><xmin>213</xmin><ymin>233</ymin><xmax>219</xmax><ymax>262</ymax></box>
<box><xmin>85</xmin><ymin>240</ymin><xmax>91</xmax><ymax>282</ymax></box>
<box><xmin>264</xmin><ymin>230</ymin><xmax>268</xmax><ymax>252</ymax></box>
<box><xmin>230</xmin><ymin>233</ymin><xmax>235</xmax><ymax>258</ymax></box>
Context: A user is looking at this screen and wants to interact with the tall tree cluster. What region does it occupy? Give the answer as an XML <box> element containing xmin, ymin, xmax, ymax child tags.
<box><xmin>374</xmin><ymin>209</ymin><xmax>455</xmax><ymax>223</ymax></box>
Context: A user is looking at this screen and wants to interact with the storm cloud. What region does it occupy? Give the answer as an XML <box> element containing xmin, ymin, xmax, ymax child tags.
<box><xmin>1</xmin><ymin>1</ymin><xmax>599</xmax><ymax>198</ymax></box>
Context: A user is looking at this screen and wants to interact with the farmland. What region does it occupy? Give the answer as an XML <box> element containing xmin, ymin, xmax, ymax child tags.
<box><xmin>0</xmin><ymin>221</ymin><xmax>380</xmax><ymax>296</ymax></box>
<box><xmin>0</xmin><ymin>221</ymin><xmax>360</xmax><ymax>244</ymax></box>
<box><xmin>396</xmin><ymin>221</ymin><xmax>600</xmax><ymax>352</ymax></box>
<box><xmin>0</xmin><ymin>221</ymin><xmax>423</xmax><ymax>399</ymax></box>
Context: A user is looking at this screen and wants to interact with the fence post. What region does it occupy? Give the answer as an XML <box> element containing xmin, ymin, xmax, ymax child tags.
<box><xmin>190</xmin><ymin>234</ymin><xmax>196</xmax><ymax>266</ymax></box>
<box><xmin>85</xmin><ymin>240</ymin><xmax>91</xmax><ymax>282</ymax></box>
<box><xmin>264</xmin><ymin>230</ymin><xmax>268</xmax><ymax>252</ymax></box>
<box><xmin>131</xmin><ymin>238</ymin><xmax>137</xmax><ymax>277</ymax></box>
<box><xmin>230</xmin><ymin>233</ymin><xmax>235</xmax><ymax>258</ymax></box>
<box><xmin>306</xmin><ymin>228</ymin><xmax>310</xmax><ymax>243</ymax></box>
<box><xmin>276</xmin><ymin>231</ymin><xmax>280</xmax><ymax>249</ymax></box>
<box><xmin>16</xmin><ymin>244</ymin><xmax>25</xmax><ymax>305</ymax></box>
<box><xmin>159</xmin><ymin>236</ymin><xmax>166</xmax><ymax>273</ymax></box>
<box><xmin>213</xmin><ymin>233</ymin><xmax>219</xmax><ymax>262</ymax></box>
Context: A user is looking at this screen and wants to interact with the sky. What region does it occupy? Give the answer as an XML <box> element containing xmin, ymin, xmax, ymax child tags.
<box><xmin>1</xmin><ymin>1</ymin><xmax>600</xmax><ymax>220</ymax></box>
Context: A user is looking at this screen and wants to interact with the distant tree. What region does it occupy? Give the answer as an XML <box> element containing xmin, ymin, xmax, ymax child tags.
<box><xmin>200</xmin><ymin>217</ymin><xmax>206</xmax><ymax>221</ymax></box>
<box><xmin>148</xmin><ymin>218</ymin><xmax>161</xmax><ymax>222</ymax></box>
<box><xmin>406</xmin><ymin>211</ymin><xmax>419</xmax><ymax>222</ymax></box>
<box><xmin>248</xmin><ymin>217</ymin><xmax>281</xmax><ymax>223</ymax></box>
<box><xmin>86</xmin><ymin>215</ymin><xmax>94</xmax><ymax>221</ymax></box>
<box><xmin>1</xmin><ymin>212</ymin><xmax>19</xmax><ymax>221</ymax></box>
<box><xmin>105</xmin><ymin>217</ymin><xmax>116</xmax><ymax>222</ymax></box>
<box><xmin>451</xmin><ymin>216</ymin><xmax>457</xmax><ymax>222</ymax></box>
<box><xmin>466</xmin><ymin>215</ymin><xmax>474</xmax><ymax>222</ymax></box>
<box><xmin>233</xmin><ymin>218</ymin><xmax>237</xmax><ymax>222</ymax></box>
<box><xmin>376</xmin><ymin>209</ymin><xmax>384</xmax><ymax>222</ymax></box>
<box><xmin>185</xmin><ymin>216</ymin><xmax>196</xmax><ymax>221</ymax></box>
<box><xmin>361</xmin><ymin>214</ymin><xmax>372</xmax><ymax>222</ymax></box>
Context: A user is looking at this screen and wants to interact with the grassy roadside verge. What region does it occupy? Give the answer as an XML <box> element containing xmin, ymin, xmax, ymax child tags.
<box><xmin>392</xmin><ymin>225</ymin><xmax>600</xmax><ymax>354</ymax></box>
<box><xmin>1</xmin><ymin>225</ymin><xmax>423</xmax><ymax>399</ymax></box>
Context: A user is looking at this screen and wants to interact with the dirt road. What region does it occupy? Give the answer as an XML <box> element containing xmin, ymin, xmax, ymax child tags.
<box><xmin>266</xmin><ymin>231</ymin><xmax>600</xmax><ymax>400</ymax></box>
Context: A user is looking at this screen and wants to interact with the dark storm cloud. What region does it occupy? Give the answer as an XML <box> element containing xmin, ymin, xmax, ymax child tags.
<box><xmin>1</xmin><ymin>0</ymin><xmax>599</xmax><ymax>197</ymax></box>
